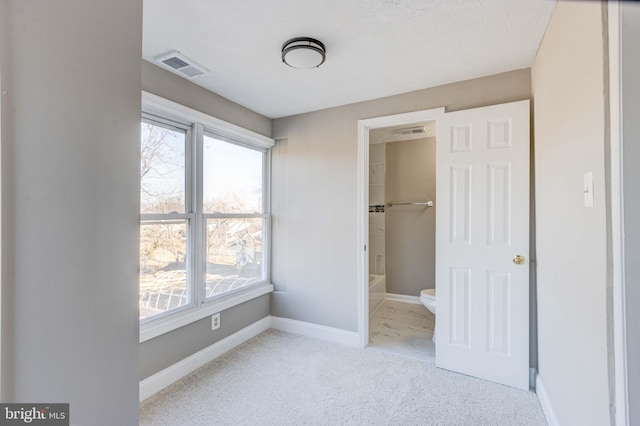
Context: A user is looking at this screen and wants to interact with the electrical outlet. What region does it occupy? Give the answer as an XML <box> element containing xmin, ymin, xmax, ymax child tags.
<box><xmin>211</xmin><ymin>313</ymin><xmax>220</xmax><ymax>331</ymax></box>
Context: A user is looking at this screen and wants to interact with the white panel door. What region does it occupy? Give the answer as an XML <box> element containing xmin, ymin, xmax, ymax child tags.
<box><xmin>435</xmin><ymin>100</ymin><xmax>530</xmax><ymax>390</ymax></box>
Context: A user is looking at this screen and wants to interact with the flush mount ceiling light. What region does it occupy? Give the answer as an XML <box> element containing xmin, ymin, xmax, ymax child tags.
<box><xmin>281</xmin><ymin>37</ymin><xmax>326</xmax><ymax>69</ymax></box>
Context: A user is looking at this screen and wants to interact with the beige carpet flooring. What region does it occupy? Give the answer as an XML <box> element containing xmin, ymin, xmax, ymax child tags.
<box><xmin>140</xmin><ymin>329</ymin><xmax>546</xmax><ymax>426</ymax></box>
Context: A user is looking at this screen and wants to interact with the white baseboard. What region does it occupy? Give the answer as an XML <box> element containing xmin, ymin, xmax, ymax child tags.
<box><xmin>139</xmin><ymin>316</ymin><xmax>271</xmax><ymax>402</ymax></box>
<box><xmin>535</xmin><ymin>373</ymin><xmax>559</xmax><ymax>426</ymax></box>
<box><xmin>140</xmin><ymin>315</ymin><xmax>361</xmax><ymax>401</ymax></box>
<box><xmin>270</xmin><ymin>316</ymin><xmax>360</xmax><ymax>348</ymax></box>
<box><xmin>386</xmin><ymin>293</ymin><xmax>422</xmax><ymax>304</ymax></box>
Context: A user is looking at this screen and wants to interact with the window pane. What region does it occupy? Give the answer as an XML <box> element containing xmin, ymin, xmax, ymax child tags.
<box><xmin>206</xmin><ymin>218</ymin><xmax>264</xmax><ymax>298</ymax></box>
<box><xmin>140</xmin><ymin>220</ymin><xmax>189</xmax><ymax>320</ymax></box>
<box><xmin>141</xmin><ymin>122</ymin><xmax>186</xmax><ymax>214</ymax></box>
<box><xmin>203</xmin><ymin>136</ymin><xmax>263</xmax><ymax>213</ymax></box>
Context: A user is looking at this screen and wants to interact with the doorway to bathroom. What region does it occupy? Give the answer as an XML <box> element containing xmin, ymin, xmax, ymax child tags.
<box><xmin>367</xmin><ymin>120</ymin><xmax>437</xmax><ymax>362</ymax></box>
<box><xmin>357</xmin><ymin>101</ymin><xmax>531</xmax><ymax>390</ymax></box>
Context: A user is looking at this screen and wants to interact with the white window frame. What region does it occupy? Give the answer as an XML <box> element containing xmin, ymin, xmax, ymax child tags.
<box><xmin>140</xmin><ymin>115</ymin><xmax>196</xmax><ymax>320</ymax></box>
<box><xmin>139</xmin><ymin>92</ymin><xmax>274</xmax><ymax>342</ymax></box>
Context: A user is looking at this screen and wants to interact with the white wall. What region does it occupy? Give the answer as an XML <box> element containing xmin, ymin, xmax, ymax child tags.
<box><xmin>532</xmin><ymin>1</ymin><xmax>610</xmax><ymax>424</ymax></box>
<box><xmin>1</xmin><ymin>1</ymin><xmax>141</xmax><ymax>423</ymax></box>
<box><xmin>271</xmin><ymin>69</ymin><xmax>531</xmax><ymax>331</ymax></box>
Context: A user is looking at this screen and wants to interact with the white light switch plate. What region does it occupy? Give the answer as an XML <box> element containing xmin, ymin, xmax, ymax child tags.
<box><xmin>584</xmin><ymin>172</ymin><xmax>594</xmax><ymax>207</ymax></box>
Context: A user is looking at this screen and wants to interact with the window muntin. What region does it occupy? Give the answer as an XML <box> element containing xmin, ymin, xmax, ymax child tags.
<box><xmin>140</xmin><ymin>116</ymin><xmax>270</xmax><ymax>323</ymax></box>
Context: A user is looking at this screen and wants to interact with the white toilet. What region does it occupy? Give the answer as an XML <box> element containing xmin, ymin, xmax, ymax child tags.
<box><xmin>420</xmin><ymin>289</ymin><xmax>436</xmax><ymax>342</ymax></box>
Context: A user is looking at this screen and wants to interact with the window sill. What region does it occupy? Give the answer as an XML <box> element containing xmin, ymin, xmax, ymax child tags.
<box><xmin>139</xmin><ymin>283</ymin><xmax>274</xmax><ymax>343</ymax></box>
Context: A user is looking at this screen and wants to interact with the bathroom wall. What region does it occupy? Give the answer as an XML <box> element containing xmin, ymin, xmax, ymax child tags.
<box><xmin>385</xmin><ymin>138</ymin><xmax>436</xmax><ymax>296</ymax></box>
<box><xmin>369</xmin><ymin>142</ymin><xmax>386</xmax><ymax>275</ymax></box>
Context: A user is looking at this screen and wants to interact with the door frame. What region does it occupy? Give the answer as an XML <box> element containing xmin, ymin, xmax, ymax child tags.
<box><xmin>608</xmin><ymin>2</ymin><xmax>630</xmax><ymax>424</ymax></box>
<box><xmin>356</xmin><ymin>107</ymin><xmax>445</xmax><ymax>348</ymax></box>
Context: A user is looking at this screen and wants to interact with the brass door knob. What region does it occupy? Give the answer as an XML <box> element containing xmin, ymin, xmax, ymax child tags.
<box><xmin>513</xmin><ymin>255</ymin><xmax>525</xmax><ymax>265</ymax></box>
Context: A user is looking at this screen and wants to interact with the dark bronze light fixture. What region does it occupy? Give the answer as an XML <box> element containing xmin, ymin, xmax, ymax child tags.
<box><xmin>281</xmin><ymin>37</ymin><xmax>326</xmax><ymax>69</ymax></box>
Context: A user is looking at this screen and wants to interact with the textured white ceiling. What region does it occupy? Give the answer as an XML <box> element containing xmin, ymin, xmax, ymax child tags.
<box><xmin>143</xmin><ymin>0</ymin><xmax>555</xmax><ymax>119</ymax></box>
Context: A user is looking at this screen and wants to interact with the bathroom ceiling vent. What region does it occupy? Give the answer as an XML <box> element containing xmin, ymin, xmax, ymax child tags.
<box><xmin>395</xmin><ymin>126</ymin><xmax>426</xmax><ymax>135</ymax></box>
<box><xmin>154</xmin><ymin>50</ymin><xmax>210</xmax><ymax>79</ymax></box>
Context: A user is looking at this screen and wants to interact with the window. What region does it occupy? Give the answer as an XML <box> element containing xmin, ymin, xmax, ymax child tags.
<box><xmin>202</xmin><ymin>134</ymin><xmax>267</xmax><ymax>297</ymax></box>
<box><xmin>138</xmin><ymin>97</ymin><xmax>272</xmax><ymax>335</ymax></box>
<box><xmin>139</xmin><ymin>119</ymin><xmax>191</xmax><ymax>320</ymax></box>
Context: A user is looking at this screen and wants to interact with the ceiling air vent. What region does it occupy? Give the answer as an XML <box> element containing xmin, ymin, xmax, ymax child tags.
<box><xmin>395</xmin><ymin>126</ymin><xmax>426</xmax><ymax>135</ymax></box>
<box><xmin>154</xmin><ymin>50</ymin><xmax>210</xmax><ymax>79</ymax></box>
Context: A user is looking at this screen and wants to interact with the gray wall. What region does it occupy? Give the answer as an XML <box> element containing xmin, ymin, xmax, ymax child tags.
<box><xmin>140</xmin><ymin>295</ymin><xmax>269</xmax><ymax>379</ymax></box>
<box><xmin>621</xmin><ymin>3</ymin><xmax>640</xmax><ymax>423</ymax></box>
<box><xmin>142</xmin><ymin>61</ymin><xmax>271</xmax><ymax>138</ymax></box>
<box><xmin>385</xmin><ymin>138</ymin><xmax>436</xmax><ymax>296</ymax></box>
<box><xmin>271</xmin><ymin>69</ymin><xmax>531</xmax><ymax>331</ymax></box>
<box><xmin>1</xmin><ymin>1</ymin><xmax>142</xmax><ymax>424</ymax></box>
<box><xmin>139</xmin><ymin>62</ymin><xmax>273</xmax><ymax>380</ymax></box>
<box><xmin>531</xmin><ymin>1</ymin><xmax>610</xmax><ymax>424</ymax></box>
<box><xmin>0</xmin><ymin>0</ymin><xmax>10</xmax><ymax>399</ymax></box>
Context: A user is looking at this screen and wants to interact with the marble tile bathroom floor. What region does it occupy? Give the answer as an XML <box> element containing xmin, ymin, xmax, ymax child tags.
<box><xmin>368</xmin><ymin>299</ymin><xmax>436</xmax><ymax>362</ymax></box>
